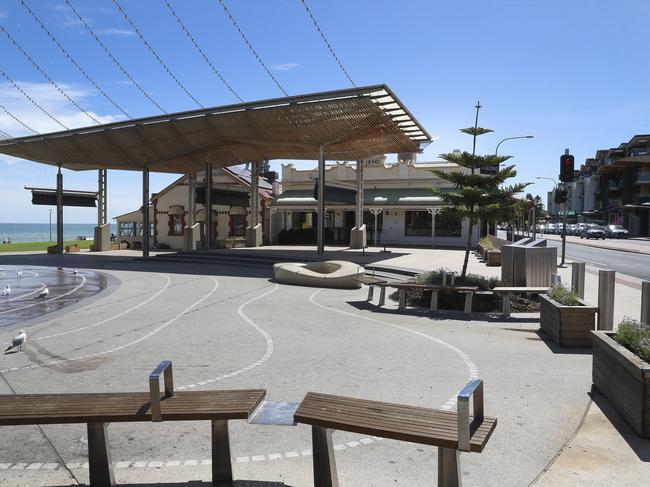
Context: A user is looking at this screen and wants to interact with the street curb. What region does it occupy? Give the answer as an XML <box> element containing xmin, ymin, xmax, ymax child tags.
<box><xmin>541</xmin><ymin>236</ymin><xmax>650</xmax><ymax>256</ymax></box>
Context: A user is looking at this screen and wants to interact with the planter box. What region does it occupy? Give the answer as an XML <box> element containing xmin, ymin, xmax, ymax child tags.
<box><xmin>592</xmin><ymin>331</ymin><xmax>650</xmax><ymax>437</ymax></box>
<box><xmin>486</xmin><ymin>250</ymin><xmax>501</xmax><ymax>267</ymax></box>
<box><xmin>539</xmin><ymin>293</ymin><xmax>597</xmax><ymax>347</ymax></box>
<box><xmin>46</xmin><ymin>245</ymin><xmax>58</xmax><ymax>254</ymax></box>
<box><xmin>65</xmin><ymin>244</ymin><xmax>80</xmax><ymax>253</ymax></box>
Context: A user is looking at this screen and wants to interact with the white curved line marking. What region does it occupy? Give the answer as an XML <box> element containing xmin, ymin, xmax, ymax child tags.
<box><xmin>177</xmin><ymin>284</ymin><xmax>278</xmax><ymax>390</ymax></box>
<box><xmin>35</xmin><ymin>274</ymin><xmax>172</xmax><ymax>341</ymax></box>
<box><xmin>0</xmin><ymin>270</ymin><xmax>39</xmax><ymax>281</ymax></box>
<box><xmin>1</xmin><ymin>277</ymin><xmax>219</xmax><ymax>374</ymax></box>
<box><xmin>308</xmin><ymin>288</ymin><xmax>478</xmax><ymax>410</ymax></box>
<box><xmin>0</xmin><ymin>273</ymin><xmax>87</xmax><ymax>315</ymax></box>
<box><xmin>2</xmin><ymin>283</ymin><xmax>47</xmax><ymax>302</ymax></box>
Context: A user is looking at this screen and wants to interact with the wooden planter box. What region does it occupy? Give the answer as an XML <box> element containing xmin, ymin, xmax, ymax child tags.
<box><xmin>592</xmin><ymin>331</ymin><xmax>650</xmax><ymax>437</ymax></box>
<box><xmin>46</xmin><ymin>245</ymin><xmax>58</xmax><ymax>254</ymax></box>
<box><xmin>65</xmin><ymin>244</ymin><xmax>80</xmax><ymax>252</ymax></box>
<box><xmin>539</xmin><ymin>293</ymin><xmax>597</xmax><ymax>347</ymax></box>
<box><xmin>486</xmin><ymin>250</ymin><xmax>501</xmax><ymax>267</ymax></box>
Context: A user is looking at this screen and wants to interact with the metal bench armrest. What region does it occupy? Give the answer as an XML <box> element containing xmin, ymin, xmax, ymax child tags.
<box><xmin>149</xmin><ymin>360</ymin><xmax>174</xmax><ymax>422</ymax></box>
<box><xmin>457</xmin><ymin>379</ymin><xmax>484</xmax><ymax>452</ymax></box>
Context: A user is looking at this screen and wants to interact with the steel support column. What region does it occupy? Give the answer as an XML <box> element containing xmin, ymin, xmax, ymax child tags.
<box><xmin>188</xmin><ymin>173</ymin><xmax>196</xmax><ymax>226</ymax></box>
<box><xmin>87</xmin><ymin>422</ymin><xmax>115</xmax><ymax>487</ymax></box>
<box><xmin>250</xmin><ymin>161</ymin><xmax>259</xmax><ymax>226</ymax></box>
<box><xmin>142</xmin><ymin>168</ymin><xmax>149</xmax><ymax>258</ymax></box>
<box><xmin>317</xmin><ymin>146</ymin><xmax>326</xmax><ymax>255</ymax></box>
<box><xmin>356</xmin><ymin>160</ymin><xmax>364</xmax><ymax>229</ymax></box>
<box><xmin>205</xmin><ymin>162</ymin><xmax>213</xmax><ymax>250</ymax></box>
<box><xmin>97</xmin><ymin>169</ymin><xmax>107</xmax><ymax>226</ymax></box>
<box><xmin>56</xmin><ymin>166</ymin><xmax>63</xmax><ymax>253</ymax></box>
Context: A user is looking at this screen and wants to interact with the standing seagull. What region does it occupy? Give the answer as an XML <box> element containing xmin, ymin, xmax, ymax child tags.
<box><xmin>37</xmin><ymin>287</ymin><xmax>49</xmax><ymax>298</ymax></box>
<box><xmin>72</xmin><ymin>268</ymin><xmax>79</xmax><ymax>275</ymax></box>
<box><xmin>16</xmin><ymin>268</ymin><xmax>22</xmax><ymax>278</ymax></box>
<box><xmin>1</xmin><ymin>284</ymin><xmax>10</xmax><ymax>296</ymax></box>
<box><xmin>5</xmin><ymin>330</ymin><xmax>27</xmax><ymax>352</ymax></box>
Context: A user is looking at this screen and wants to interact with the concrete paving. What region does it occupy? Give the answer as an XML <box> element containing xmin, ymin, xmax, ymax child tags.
<box><xmin>0</xmin><ymin>245</ymin><xmax>646</xmax><ymax>486</ymax></box>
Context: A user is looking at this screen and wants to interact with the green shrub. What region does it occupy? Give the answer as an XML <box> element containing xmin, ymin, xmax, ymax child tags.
<box><xmin>616</xmin><ymin>318</ymin><xmax>650</xmax><ymax>363</ymax></box>
<box><xmin>479</xmin><ymin>237</ymin><xmax>494</xmax><ymax>250</ymax></box>
<box><xmin>547</xmin><ymin>285</ymin><xmax>580</xmax><ymax>306</ymax></box>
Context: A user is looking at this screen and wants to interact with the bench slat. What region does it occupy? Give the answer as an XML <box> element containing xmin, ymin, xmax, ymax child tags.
<box><xmin>492</xmin><ymin>287</ymin><xmax>549</xmax><ymax>293</ymax></box>
<box><xmin>0</xmin><ymin>390</ymin><xmax>266</xmax><ymax>425</ymax></box>
<box><xmin>294</xmin><ymin>392</ymin><xmax>496</xmax><ymax>453</ymax></box>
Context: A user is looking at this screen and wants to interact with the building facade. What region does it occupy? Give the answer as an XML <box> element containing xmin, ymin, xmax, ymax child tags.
<box><xmin>270</xmin><ymin>156</ymin><xmax>479</xmax><ymax>247</ymax></box>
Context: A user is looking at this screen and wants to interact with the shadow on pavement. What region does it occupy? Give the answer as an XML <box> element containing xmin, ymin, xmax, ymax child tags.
<box><xmin>346</xmin><ymin>299</ymin><xmax>474</xmax><ymax>321</ymax></box>
<box><xmin>50</xmin><ymin>482</ymin><xmax>292</xmax><ymax>487</ymax></box>
<box><xmin>590</xmin><ymin>390</ymin><xmax>650</xmax><ymax>462</ymax></box>
<box><xmin>534</xmin><ymin>329</ymin><xmax>594</xmax><ymax>354</ymax></box>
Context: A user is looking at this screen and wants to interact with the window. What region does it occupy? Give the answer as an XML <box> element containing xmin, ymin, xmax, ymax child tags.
<box><xmin>118</xmin><ymin>222</ymin><xmax>133</xmax><ymax>237</ymax></box>
<box><xmin>405</xmin><ymin>211</ymin><xmax>431</xmax><ymax>236</ymax></box>
<box><xmin>435</xmin><ymin>211</ymin><xmax>462</xmax><ymax>237</ymax></box>
<box><xmin>168</xmin><ymin>205</ymin><xmax>185</xmax><ymax>236</ymax></box>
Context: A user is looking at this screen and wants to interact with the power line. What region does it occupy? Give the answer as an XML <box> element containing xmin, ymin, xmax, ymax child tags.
<box><xmin>0</xmin><ymin>128</ymin><xmax>13</xmax><ymax>139</ymax></box>
<box><xmin>0</xmin><ymin>66</ymin><xmax>68</xmax><ymax>130</ymax></box>
<box><xmin>299</xmin><ymin>0</ymin><xmax>355</xmax><ymax>87</ymax></box>
<box><xmin>0</xmin><ymin>103</ymin><xmax>38</xmax><ymax>134</ymax></box>
<box><xmin>165</xmin><ymin>1</ymin><xmax>243</xmax><ymax>103</ymax></box>
<box><xmin>0</xmin><ymin>24</ymin><xmax>99</xmax><ymax>124</ymax></box>
<box><xmin>217</xmin><ymin>0</ymin><xmax>288</xmax><ymax>96</ymax></box>
<box><xmin>20</xmin><ymin>0</ymin><xmax>131</xmax><ymax>119</ymax></box>
<box><xmin>64</xmin><ymin>0</ymin><xmax>166</xmax><ymax>113</ymax></box>
<box><xmin>111</xmin><ymin>0</ymin><xmax>204</xmax><ymax>108</ymax></box>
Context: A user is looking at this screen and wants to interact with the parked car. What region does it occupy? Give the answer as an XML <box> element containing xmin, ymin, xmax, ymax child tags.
<box><xmin>580</xmin><ymin>224</ymin><xmax>607</xmax><ymax>240</ymax></box>
<box><xmin>576</xmin><ymin>223</ymin><xmax>589</xmax><ymax>235</ymax></box>
<box><xmin>606</xmin><ymin>224</ymin><xmax>630</xmax><ymax>239</ymax></box>
<box><xmin>545</xmin><ymin>223</ymin><xmax>557</xmax><ymax>234</ymax></box>
<box><xmin>568</xmin><ymin>224</ymin><xmax>579</xmax><ymax>236</ymax></box>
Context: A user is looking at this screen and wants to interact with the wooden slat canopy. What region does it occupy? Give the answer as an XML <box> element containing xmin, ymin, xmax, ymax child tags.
<box><xmin>0</xmin><ymin>85</ymin><xmax>431</xmax><ymax>173</ymax></box>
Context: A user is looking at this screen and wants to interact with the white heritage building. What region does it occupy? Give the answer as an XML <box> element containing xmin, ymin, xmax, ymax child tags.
<box><xmin>270</xmin><ymin>155</ymin><xmax>478</xmax><ymax>247</ymax></box>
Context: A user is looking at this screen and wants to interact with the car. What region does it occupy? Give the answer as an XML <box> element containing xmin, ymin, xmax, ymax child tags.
<box><xmin>568</xmin><ymin>224</ymin><xmax>579</xmax><ymax>236</ymax></box>
<box><xmin>606</xmin><ymin>224</ymin><xmax>629</xmax><ymax>239</ymax></box>
<box><xmin>545</xmin><ymin>223</ymin><xmax>557</xmax><ymax>234</ymax></box>
<box><xmin>580</xmin><ymin>224</ymin><xmax>607</xmax><ymax>239</ymax></box>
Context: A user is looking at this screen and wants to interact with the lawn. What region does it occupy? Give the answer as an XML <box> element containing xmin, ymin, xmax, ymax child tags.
<box><xmin>0</xmin><ymin>240</ymin><xmax>93</xmax><ymax>252</ymax></box>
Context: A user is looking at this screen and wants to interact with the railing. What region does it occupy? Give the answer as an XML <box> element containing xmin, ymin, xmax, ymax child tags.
<box><xmin>149</xmin><ymin>360</ymin><xmax>174</xmax><ymax>422</ymax></box>
<box><xmin>457</xmin><ymin>379</ymin><xmax>484</xmax><ymax>452</ymax></box>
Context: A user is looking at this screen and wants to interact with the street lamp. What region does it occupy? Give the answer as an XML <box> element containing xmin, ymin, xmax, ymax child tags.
<box><xmin>495</xmin><ymin>135</ymin><xmax>534</xmax><ymax>155</ymax></box>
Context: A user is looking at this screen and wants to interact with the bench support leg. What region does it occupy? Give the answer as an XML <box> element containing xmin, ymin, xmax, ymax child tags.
<box><xmin>502</xmin><ymin>293</ymin><xmax>511</xmax><ymax>318</ymax></box>
<box><xmin>211</xmin><ymin>419</ymin><xmax>233</xmax><ymax>487</ymax></box>
<box><xmin>312</xmin><ymin>426</ymin><xmax>339</xmax><ymax>487</ymax></box>
<box><xmin>367</xmin><ymin>285</ymin><xmax>374</xmax><ymax>301</ymax></box>
<box><xmin>430</xmin><ymin>291</ymin><xmax>438</xmax><ymax>312</ymax></box>
<box><xmin>398</xmin><ymin>289</ymin><xmax>406</xmax><ymax>310</ymax></box>
<box><xmin>438</xmin><ymin>448</ymin><xmax>461</xmax><ymax>487</ymax></box>
<box><xmin>87</xmin><ymin>422</ymin><xmax>115</xmax><ymax>487</ymax></box>
<box><xmin>463</xmin><ymin>292</ymin><xmax>473</xmax><ymax>316</ymax></box>
<box><xmin>378</xmin><ymin>286</ymin><xmax>386</xmax><ymax>306</ymax></box>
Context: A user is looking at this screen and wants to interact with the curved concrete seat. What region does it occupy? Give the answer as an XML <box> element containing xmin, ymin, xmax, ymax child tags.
<box><xmin>273</xmin><ymin>260</ymin><xmax>364</xmax><ymax>289</ymax></box>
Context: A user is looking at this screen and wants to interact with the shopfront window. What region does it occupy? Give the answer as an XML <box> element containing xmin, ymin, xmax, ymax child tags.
<box><xmin>118</xmin><ymin>222</ymin><xmax>133</xmax><ymax>237</ymax></box>
<box><xmin>435</xmin><ymin>211</ymin><xmax>462</xmax><ymax>237</ymax></box>
<box><xmin>405</xmin><ymin>210</ymin><xmax>431</xmax><ymax>236</ymax></box>
<box><xmin>230</xmin><ymin>214</ymin><xmax>247</xmax><ymax>236</ymax></box>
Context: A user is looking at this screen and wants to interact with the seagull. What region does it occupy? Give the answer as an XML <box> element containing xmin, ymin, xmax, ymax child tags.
<box><xmin>5</xmin><ymin>330</ymin><xmax>26</xmax><ymax>352</ymax></box>
<box><xmin>37</xmin><ymin>287</ymin><xmax>49</xmax><ymax>298</ymax></box>
<box><xmin>72</xmin><ymin>268</ymin><xmax>79</xmax><ymax>275</ymax></box>
<box><xmin>16</xmin><ymin>268</ymin><xmax>22</xmax><ymax>278</ymax></box>
<box><xmin>1</xmin><ymin>284</ymin><xmax>9</xmax><ymax>296</ymax></box>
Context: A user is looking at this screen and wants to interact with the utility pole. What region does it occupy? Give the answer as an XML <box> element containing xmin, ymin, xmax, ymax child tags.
<box><xmin>560</xmin><ymin>149</ymin><xmax>569</xmax><ymax>267</ymax></box>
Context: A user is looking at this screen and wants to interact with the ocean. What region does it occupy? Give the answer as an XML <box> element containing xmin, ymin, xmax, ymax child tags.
<box><xmin>0</xmin><ymin>223</ymin><xmax>117</xmax><ymax>243</ymax></box>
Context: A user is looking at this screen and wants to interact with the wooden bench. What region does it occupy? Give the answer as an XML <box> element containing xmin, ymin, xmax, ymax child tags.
<box><xmin>376</xmin><ymin>282</ymin><xmax>479</xmax><ymax>315</ymax></box>
<box><xmin>0</xmin><ymin>361</ymin><xmax>265</xmax><ymax>487</ymax></box>
<box><xmin>294</xmin><ymin>379</ymin><xmax>496</xmax><ymax>487</ymax></box>
<box><xmin>492</xmin><ymin>286</ymin><xmax>549</xmax><ymax>317</ymax></box>
<box><xmin>353</xmin><ymin>275</ymin><xmax>388</xmax><ymax>301</ymax></box>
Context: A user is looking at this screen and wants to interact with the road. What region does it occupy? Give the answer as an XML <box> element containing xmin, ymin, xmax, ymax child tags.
<box><xmin>547</xmin><ymin>240</ymin><xmax>650</xmax><ymax>281</ymax></box>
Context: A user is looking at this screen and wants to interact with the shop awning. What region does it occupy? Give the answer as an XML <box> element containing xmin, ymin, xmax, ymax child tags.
<box><xmin>272</xmin><ymin>187</ymin><xmax>443</xmax><ymax>208</ymax></box>
<box><xmin>0</xmin><ymin>85</ymin><xmax>431</xmax><ymax>173</ymax></box>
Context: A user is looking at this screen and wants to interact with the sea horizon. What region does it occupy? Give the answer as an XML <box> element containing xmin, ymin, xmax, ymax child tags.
<box><xmin>0</xmin><ymin>222</ymin><xmax>117</xmax><ymax>243</ymax></box>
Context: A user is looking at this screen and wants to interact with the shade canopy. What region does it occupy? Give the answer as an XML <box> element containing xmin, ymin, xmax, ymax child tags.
<box><xmin>0</xmin><ymin>85</ymin><xmax>431</xmax><ymax>173</ymax></box>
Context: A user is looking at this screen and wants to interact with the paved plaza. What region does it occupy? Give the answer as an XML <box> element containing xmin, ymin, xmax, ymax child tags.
<box><xmin>0</xmin><ymin>247</ymin><xmax>647</xmax><ymax>486</ymax></box>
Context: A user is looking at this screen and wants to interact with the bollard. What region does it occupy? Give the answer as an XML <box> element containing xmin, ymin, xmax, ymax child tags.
<box><xmin>598</xmin><ymin>269</ymin><xmax>616</xmax><ymax>331</ymax></box>
<box><xmin>551</xmin><ymin>274</ymin><xmax>562</xmax><ymax>287</ymax></box>
<box><xmin>450</xmin><ymin>273</ymin><xmax>455</xmax><ymax>287</ymax></box>
<box><xmin>442</xmin><ymin>270</ymin><xmax>447</xmax><ymax>287</ymax></box>
<box><xmin>571</xmin><ymin>262</ymin><xmax>586</xmax><ymax>299</ymax></box>
<box><xmin>642</xmin><ymin>281</ymin><xmax>650</xmax><ymax>326</ymax></box>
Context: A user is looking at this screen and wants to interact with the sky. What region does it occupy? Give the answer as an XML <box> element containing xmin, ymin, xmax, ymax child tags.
<box><xmin>0</xmin><ymin>0</ymin><xmax>649</xmax><ymax>222</ymax></box>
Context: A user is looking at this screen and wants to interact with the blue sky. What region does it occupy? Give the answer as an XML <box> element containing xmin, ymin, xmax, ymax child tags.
<box><xmin>1</xmin><ymin>0</ymin><xmax>649</xmax><ymax>222</ymax></box>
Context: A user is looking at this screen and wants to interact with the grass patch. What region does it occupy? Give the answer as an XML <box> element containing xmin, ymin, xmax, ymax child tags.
<box><xmin>615</xmin><ymin>318</ymin><xmax>650</xmax><ymax>363</ymax></box>
<box><xmin>0</xmin><ymin>240</ymin><xmax>92</xmax><ymax>252</ymax></box>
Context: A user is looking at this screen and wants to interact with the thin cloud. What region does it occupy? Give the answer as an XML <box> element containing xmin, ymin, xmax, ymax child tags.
<box><xmin>271</xmin><ymin>63</ymin><xmax>300</xmax><ymax>72</ymax></box>
<box><xmin>0</xmin><ymin>10</ymin><xmax>7</xmax><ymax>19</ymax></box>
<box><xmin>98</xmin><ymin>28</ymin><xmax>135</xmax><ymax>37</ymax></box>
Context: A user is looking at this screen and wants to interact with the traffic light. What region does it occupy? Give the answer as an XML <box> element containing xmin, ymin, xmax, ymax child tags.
<box><xmin>560</xmin><ymin>154</ymin><xmax>575</xmax><ymax>182</ymax></box>
<box><xmin>554</xmin><ymin>189</ymin><xmax>568</xmax><ymax>204</ymax></box>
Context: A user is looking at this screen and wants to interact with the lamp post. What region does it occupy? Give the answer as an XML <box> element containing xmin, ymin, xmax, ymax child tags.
<box><xmin>537</xmin><ymin>176</ymin><xmax>567</xmax><ymax>267</ymax></box>
<box><xmin>495</xmin><ymin>135</ymin><xmax>534</xmax><ymax>155</ymax></box>
<box><xmin>48</xmin><ymin>209</ymin><xmax>52</xmax><ymax>242</ymax></box>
